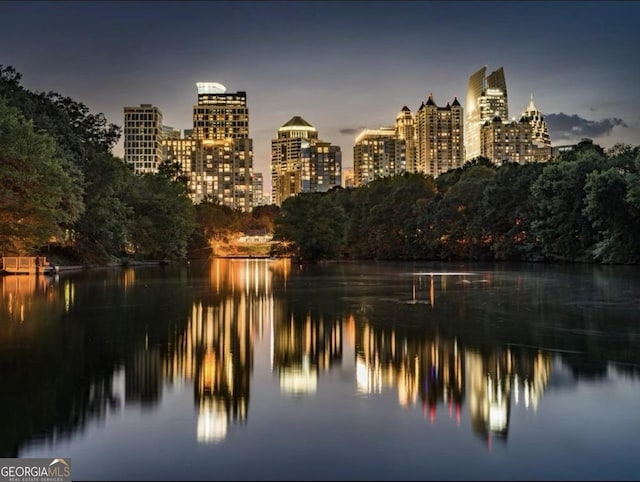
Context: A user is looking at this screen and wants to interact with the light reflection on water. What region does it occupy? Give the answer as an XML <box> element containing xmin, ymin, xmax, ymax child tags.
<box><xmin>1</xmin><ymin>259</ymin><xmax>639</xmax><ymax>480</ymax></box>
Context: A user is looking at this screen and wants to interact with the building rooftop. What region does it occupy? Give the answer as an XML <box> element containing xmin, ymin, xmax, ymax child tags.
<box><xmin>280</xmin><ymin>116</ymin><xmax>314</xmax><ymax>129</ymax></box>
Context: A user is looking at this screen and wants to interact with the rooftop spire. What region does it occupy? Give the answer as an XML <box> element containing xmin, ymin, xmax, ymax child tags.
<box><xmin>527</xmin><ymin>93</ymin><xmax>537</xmax><ymax>112</ymax></box>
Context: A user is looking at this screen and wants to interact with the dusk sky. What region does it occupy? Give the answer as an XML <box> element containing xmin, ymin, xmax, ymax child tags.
<box><xmin>1</xmin><ymin>1</ymin><xmax>639</xmax><ymax>191</ymax></box>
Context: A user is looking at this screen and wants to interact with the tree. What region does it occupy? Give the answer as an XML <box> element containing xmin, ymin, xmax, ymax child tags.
<box><xmin>481</xmin><ymin>162</ymin><xmax>544</xmax><ymax>260</ymax></box>
<box><xmin>73</xmin><ymin>152</ymin><xmax>134</xmax><ymax>262</ymax></box>
<box><xmin>583</xmin><ymin>160</ymin><xmax>640</xmax><ymax>263</ymax></box>
<box><xmin>273</xmin><ymin>193</ymin><xmax>346</xmax><ymax>260</ymax></box>
<box><xmin>432</xmin><ymin>165</ymin><xmax>496</xmax><ymax>259</ymax></box>
<box><xmin>0</xmin><ymin>100</ymin><xmax>84</xmax><ymax>255</ymax></box>
<box><xmin>531</xmin><ymin>148</ymin><xmax>606</xmax><ymax>261</ymax></box>
<box><xmin>125</xmin><ymin>174</ymin><xmax>196</xmax><ymax>260</ymax></box>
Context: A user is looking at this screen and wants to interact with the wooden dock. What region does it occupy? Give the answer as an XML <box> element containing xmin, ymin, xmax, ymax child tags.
<box><xmin>0</xmin><ymin>256</ymin><xmax>58</xmax><ymax>275</ymax></box>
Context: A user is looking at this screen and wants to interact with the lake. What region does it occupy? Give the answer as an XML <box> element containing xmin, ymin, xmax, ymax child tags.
<box><xmin>1</xmin><ymin>259</ymin><xmax>639</xmax><ymax>480</ymax></box>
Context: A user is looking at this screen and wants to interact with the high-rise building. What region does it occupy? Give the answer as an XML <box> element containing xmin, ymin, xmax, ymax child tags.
<box><xmin>353</xmin><ymin>127</ymin><xmax>405</xmax><ymax>187</ymax></box>
<box><xmin>415</xmin><ymin>94</ymin><xmax>464</xmax><ymax>177</ymax></box>
<box><xmin>302</xmin><ymin>141</ymin><xmax>342</xmax><ymax>194</ymax></box>
<box><xmin>271</xmin><ymin>116</ymin><xmax>341</xmax><ymax>206</ymax></box>
<box><xmin>395</xmin><ymin>106</ymin><xmax>416</xmax><ymax>173</ymax></box>
<box><xmin>125</xmin><ymin>83</ymin><xmax>255</xmax><ymax>210</ymax></box>
<box><xmin>124</xmin><ymin>104</ymin><xmax>164</xmax><ymax>174</ymax></box>
<box><xmin>191</xmin><ymin>82</ymin><xmax>253</xmax><ymax>210</ymax></box>
<box><xmin>342</xmin><ymin>168</ymin><xmax>355</xmax><ymax>189</ymax></box>
<box><xmin>161</xmin><ymin>136</ymin><xmax>197</xmax><ymax>185</ymax></box>
<box><xmin>480</xmin><ymin>95</ymin><xmax>553</xmax><ymax>165</ymax></box>
<box><xmin>521</xmin><ymin>95</ymin><xmax>550</xmax><ymax>147</ymax></box>
<box><xmin>465</xmin><ymin>66</ymin><xmax>509</xmax><ymax>161</ymax></box>
<box><xmin>252</xmin><ymin>173</ymin><xmax>265</xmax><ymax>206</ymax></box>
<box><xmin>193</xmin><ymin>82</ymin><xmax>249</xmax><ymax>141</ymax></box>
<box><xmin>480</xmin><ymin>116</ymin><xmax>534</xmax><ymax>165</ymax></box>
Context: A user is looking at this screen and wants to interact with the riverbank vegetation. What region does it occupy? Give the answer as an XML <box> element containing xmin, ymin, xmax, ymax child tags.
<box><xmin>272</xmin><ymin>141</ymin><xmax>640</xmax><ymax>264</ymax></box>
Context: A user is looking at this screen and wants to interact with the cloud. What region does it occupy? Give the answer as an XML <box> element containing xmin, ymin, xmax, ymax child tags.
<box><xmin>339</xmin><ymin>127</ymin><xmax>366</xmax><ymax>135</ymax></box>
<box><xmin>545</xmin><ymin>113</ymin><xmax>627</xmax><ymax>141</ymax></box>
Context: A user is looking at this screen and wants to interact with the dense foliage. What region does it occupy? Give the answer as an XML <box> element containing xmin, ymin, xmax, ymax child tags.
<box><xmin>0</xmin><ymin>65</ymin><xmax>195</xmax><ymax>262</ymax></box>
<box><xmin>273</xmin><ymin>142</ymin><xmax>640</xmax><ymax>264</ymax></box>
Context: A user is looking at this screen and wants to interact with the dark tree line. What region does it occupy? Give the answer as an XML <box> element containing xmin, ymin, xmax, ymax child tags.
<box><xmin>0</xmin><ymin>65</ymin><xmax>197</xmax><ymax>262</ymax></box>
<box><xmin>272</xmin><ymin>140</ymin><xmax>640</xmax><ymax>264</ymax></box>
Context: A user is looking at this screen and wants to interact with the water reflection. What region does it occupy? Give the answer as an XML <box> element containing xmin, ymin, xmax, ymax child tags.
<box><xmin>1</xmin><ymin>261</ymin><xmax>639</xmax><ymax>461</ymax></box>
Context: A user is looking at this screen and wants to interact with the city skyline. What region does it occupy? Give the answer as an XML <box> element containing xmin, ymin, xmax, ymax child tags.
<box><xmin>1</xmin><ymin>1</ymin><xmax>639</xmax><ymax>193</ymax></box>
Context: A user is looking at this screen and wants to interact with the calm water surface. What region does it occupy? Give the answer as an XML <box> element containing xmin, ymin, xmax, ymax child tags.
<box><xmin>1</xmin><ymin>259</ymin><xmax>639</xmax><ymax>480</ymax></box>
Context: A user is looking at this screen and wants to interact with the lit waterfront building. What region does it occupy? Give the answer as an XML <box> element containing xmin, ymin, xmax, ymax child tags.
<box><xmin>480</xmin><ymin>115</ymin><xmax>534</xmax><ymax>165</ymax></box>
<box><xmin>161</xmin><ymin>135</ymin><xmax>197</xmax><ymax>185</ymax></box>
<box><xmin>124</xmin><ymin>104</ymin><xmax>164</xmax><ymax>174</ymax></box>
<box><xmin>480</xmin><ymin>94</ymin><xmax>553</xmax><ymax>165</ymax></box>
<box><xmin>129</xmin><ymin>83</ymin><xmax>256</xmax><ymax>210</ymax></box>
<box><xmin>271</xmin><ymin>116</ymin><xmax>341</xmax><ymax>206</ymax></box>
<box><xmin>342</xmin><ymin>168</ymin><xmax>355</xmax><ymax>189</ymax></box>
<box><xmin>191</xmin><ymin>82</ymin><xmax>253</xmax><ymax>210</ymax></box>
<box><xmin>521</xmin><ymin>95</ymin><xmax>552</xmax><ymax>162</ymax></box>
<box><xmin>521</xmin><ymin>95</ymin><xmax>550</xmax><ymax>147</ymax></box>
<box><xmin>415</xmin><ymin>94</ymin><xmax>464</xmax><ymax>177</ymax></box>
<box><xmin>162</xmin><ymin>125</ymin><xmax>181</xmax><ymax>140</ymax></box>
<box><xmin>465</xmin><ymin>66</ymin><xmax>509</xmax><ymax>161</ymax></box>
<box><xmin>395</xmin><ymin>106</ymin><xmax>417</xmax><ymax>173</ymax></box>
<box><xmin>252</xmin><ymin>172</ymin><xmax>265</xmax><ymax>206</ymax></box>
<box><xmin>353</xmin><ymin>127</ymin><xmax>406</xmax><ymax>187</ymax></box>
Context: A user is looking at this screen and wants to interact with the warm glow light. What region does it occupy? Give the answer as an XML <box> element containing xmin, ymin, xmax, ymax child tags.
<box><xmin>196</xmin><ymin>82</ymin><xmax>226</xmax><ymax>94</ymax></box>
<box><xmin>197</xmin><ymin>401</ymin><xmax>228</xmax><ymax>443</ymax></box>
<box><xmin>280</xmin><ymin>366</ymin><xmax>317</xmax><ymax>395</ymax></box>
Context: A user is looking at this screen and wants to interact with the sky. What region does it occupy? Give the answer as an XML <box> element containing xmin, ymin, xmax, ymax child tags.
<box><xmin>1</xmin><ymin>0</ymin><xmax>639</xmax><ymax>192</ymax></box>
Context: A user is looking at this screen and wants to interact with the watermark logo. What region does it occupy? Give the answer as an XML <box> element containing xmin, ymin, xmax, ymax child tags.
<box><xmin>0</xmin><ymin>458</ymin><xmax>72</xmax><ymax>482</ymax></box>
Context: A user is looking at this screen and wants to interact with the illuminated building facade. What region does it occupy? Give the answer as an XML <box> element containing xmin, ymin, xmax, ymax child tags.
<box><xmin>342</xmin><ymin>168</ymin><xmax>355</xmax><ymax>189</ymax></box>
<box><xmin>465</xmin><ymin>66</ymin><xmax>509</xmax><ymax>161</ymax></box>
<box><xmin>353</xmin><ymin>127</ymin><xmax>406</xmax><ymax>186</ymax></box>
<box><xmin>191</xmin><ymin>83</ymin><xmax>253</xmax><ymax>210</ymax></box>
<box><xmin>480</xmin><ymin>94</ymin><xmax>554</xmax><ymax>165</ymax></box>
<box><xmin>126</xmin><ymin>83</ymin><xmax>256</xmax><ymax>210</ymax></box>
<box><xmin>271</xmin><ymin>116</ymin><xmax>341</xmax><ymax>206</ymax></box>
<box><xmin>395</xmin><ymin>106</ymin><xmax>417</xmax><ymax>173</ymax></box>
<box><xmin>161</xmin><ymin>135</ymin><xmax>197</xmax><ymax>190</ymax></box>
<box><xmin>252</xmin><ymin>172</ymin><xmax>265</xmax><ymax>206</ymax></box>
<box><xmin>521</xmin><ymin>95</ymin><xmax>550</xmax><ymax>147</ymax></box>
<box><xmin>480</xmin><ymin>116</ymin><xmax>534</xmax><ymax>165</ymax></box>
<box><xmin>124</xmin><ymin>104</ymin><xmax>164</xmax><ymax>174</ymax></box>
<box><xmin>521</xmin><ymin>95</ymin><xmax>552</xmax><ymax>162</ymax></box>
<box><xmin>193</xmin><ymin>83</ymin><xmax>249</xmax><ymax>141</ymax></box>
<box><xmin>415</xmin><ymin>94</ymin><xmax>464</xmax><ymax>177</ymax></box>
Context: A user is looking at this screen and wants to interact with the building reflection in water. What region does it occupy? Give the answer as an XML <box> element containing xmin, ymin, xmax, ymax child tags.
<box><xmin>353</xmin><ymin>315</ymin><xmax>551</xmax><ymax>444</ymax></box>
<box><xmin>271</xmin><ymin>310</ymin><xmax>343</xmax><ymax>396</ymax></box>
<box><xmin>161</xmin><ymin>258</ymin><xmax>288</xmax><ymax>443</ymax></box>
<box><xmin>124</xmin><ymin>261</ymin><xmax>552</xmax><ymax>445</ymax></box>
<box><xmin>466</xmin><ymin>348</ymin><xmax>551</xmax><ymax>446</ymax></box>
<box><xmin>1</xmin><ymin>274</ymin><xmax>60</xmax><ymax>324</ymax></box>
<box><xmin>355</xmin><ymin>323</ymin><xmax>464</xmax><ymax>422</ymax></box>
<box><xmin>4</xmin><ymin>262</ymin><xmax>616</xmax><ymax>459</ymax></box>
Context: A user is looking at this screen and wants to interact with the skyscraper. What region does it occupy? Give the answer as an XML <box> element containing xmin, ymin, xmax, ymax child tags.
<box><xmin>271</xmin><ymin>116</ymin><xmax>341</xmax><ymax>206</ymax></box>
<box><xmin>124</xmin><ymin>83</ymin><xmax>259</xmax><ymax>211</ymax></box>
<box><xmin>124</xmin><ymin>104</ymin><xmax>164</xmax><ymax>174</ymax></box>
<box><xmin>395</xmin><ymin>106</ymin><xmax>416</xmax><ymax>173</ymax></box>
<box><xmin>415</xmin><ymin>94</ymin><xmax>464</xmax><ymax>177</ymax></box>
<box><xmin>464</xmin><ymin>66</ymin><xmax>508</xmax><ymax>161</ymax></box>
<box><xmin>353</xmin><ymin>127</ymin><xmax>405</xmax><ymax>186</ymax></box>
<box><xmin>520</xmin><ymin>95</ymin><xmax>552</xmax><ymax>162</ymax></box>
<box><xmin>480</xmin><ymin>115</ymin><xmax>534</xmax><ymax>165</ymax></box>
<box><xmin>521</xmin><ymin>95</ymin><xmax>550</xmax><ymax>147</ymax></box>
<box><xmin>192</xmin><ymin>82</ymin><xmax>253</xmax><ymax>211</ymax></box>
